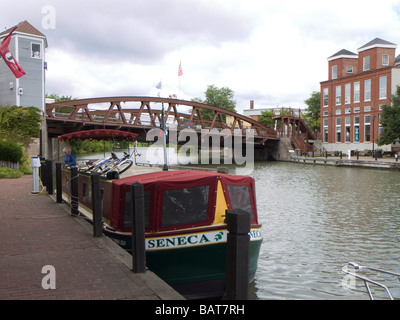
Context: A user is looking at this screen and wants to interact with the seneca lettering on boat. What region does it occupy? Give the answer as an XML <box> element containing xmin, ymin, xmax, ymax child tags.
<box><xmin>147</xmin><ymin>234</ymin><xmax>211</xmax><ymax>249</ymax></box>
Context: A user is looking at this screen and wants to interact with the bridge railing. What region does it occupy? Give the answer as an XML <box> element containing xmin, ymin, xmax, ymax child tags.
<box><xmin>46</xmin><ymin>97</ymin><xmax>278</xmax><ymax>143</ymax></box>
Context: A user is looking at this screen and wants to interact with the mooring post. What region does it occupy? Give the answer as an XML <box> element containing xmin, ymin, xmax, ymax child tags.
<box><xmin>45</xmin><ymin>159</ymin><xmax>53</xmax><ymax>195</ymax></box>
<box><xmin>40</xmin><ymin>157</ymin><xmax>47</xmax><ymax>187</ymax></box>
<box><xmin>226</xmin><ymin>208</ymin><xmax>251</xmax><ymax>300</ymax></box>
<box><xmin>56</xmin><ymin>162</ymin><xmax>62</xmax><ymax>203</ymax></box>
<box><xmin>91</xmin><ymin>173</ymin><xmax>103</xmax><ymax>237</ymax></box>
<box><xmin>131</xmin><ymin>182</ymin><xmax>146</xmax><ymax>273</ymax></box>
<box><xmin>70</xmin><ymin>167</ymin><xmax>79</xmax><ymax>216</ymax></box>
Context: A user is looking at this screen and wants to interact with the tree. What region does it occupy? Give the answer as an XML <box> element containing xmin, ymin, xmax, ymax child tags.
<box><xmin>377</xmin><ymin>86</ymin><xmax>400</xmax><ymax>146</ymax></box>
<box><xmin>258</xmin><ymin>109</ymin><xmax>275</xmax><ymax>128</ymax></box>
<box><xmin>46</xmin><ymin>93</ymin><xmax>74</xmax><ymax>102</ymax></box>
<box><xmin>0</xmin><ymin>106</ymin><xmax>41</xmax><ymax>147</ymax></box>
<box><xmin>304</xmin><ymin>91</ymin><xmax>321</xmax><ymax>132</ymax></box>
<box><xmin>193</xmin><ymin>85</ymin><xmax>237</xmax><ymax>120</ymax></box>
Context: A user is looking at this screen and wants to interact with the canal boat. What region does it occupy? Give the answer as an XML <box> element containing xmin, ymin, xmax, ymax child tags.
<box><xmin>58</xmin><ymin>130</ymin><xmax>262</xmax><ymax>299</ymax></box>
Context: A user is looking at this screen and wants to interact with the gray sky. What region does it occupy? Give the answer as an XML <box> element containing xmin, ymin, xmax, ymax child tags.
<box><xmin>2</xmin><ymin>0</ymin><xmax>400</xmax><ymax>112</ymax></box>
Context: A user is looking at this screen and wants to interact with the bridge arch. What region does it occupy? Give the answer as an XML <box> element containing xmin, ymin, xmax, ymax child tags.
<box><xmin>46</xmin><ymin>96</ymin><xmax>278</xmax><ymax>146</ymax></box>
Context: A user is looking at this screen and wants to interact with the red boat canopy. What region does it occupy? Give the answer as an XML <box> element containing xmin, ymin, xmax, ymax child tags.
<box><xmin>57</xmin><ymin>129</ymin><xmax>138</xmax><ymax>141</ymax></box>
<box><xmin>110</xmin><ymin>170</ymin><xmax>258</xmax><ymax>232</ymax></box>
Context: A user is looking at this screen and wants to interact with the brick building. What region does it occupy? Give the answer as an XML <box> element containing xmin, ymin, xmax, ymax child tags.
<box><xmin>320</xmin><ymin>38</ymin><xmax>400</xmax><ymax>153</ymax></box>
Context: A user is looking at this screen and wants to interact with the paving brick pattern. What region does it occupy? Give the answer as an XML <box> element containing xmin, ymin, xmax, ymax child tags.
<box><xmin>0</xmin><ymin>175</ymin><xmax>168</xmax><ymax>300</ymax></box>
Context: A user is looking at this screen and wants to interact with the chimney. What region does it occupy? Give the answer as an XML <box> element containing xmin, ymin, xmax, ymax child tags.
<box><xmin>250</xmin><ymin>100</ymin><xmax>254</xmax><ymax>110</ymax></box>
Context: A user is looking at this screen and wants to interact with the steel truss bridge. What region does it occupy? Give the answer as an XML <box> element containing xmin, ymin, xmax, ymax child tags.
<box><xmin>46</xmin><ymin>97</ymin><xmax>279</xmax><ymax>149</ymax></box>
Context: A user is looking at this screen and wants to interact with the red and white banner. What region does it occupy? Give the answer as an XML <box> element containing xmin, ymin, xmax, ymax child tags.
<box><xmin>0</xmin><ymin>27</ymin><xmax>26</xmax><ymax>78</ymax></box>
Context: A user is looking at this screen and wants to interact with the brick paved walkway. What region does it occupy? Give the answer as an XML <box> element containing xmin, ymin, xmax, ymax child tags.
<box><xmin>0</xmin><ymin>175</ymin><xmax>183</xmax><ymax>300</ymax></box>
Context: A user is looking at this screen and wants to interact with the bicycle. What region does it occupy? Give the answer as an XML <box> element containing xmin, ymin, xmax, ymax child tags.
<box><xmin>83</xmin><ymin>152</ymin><xmax>133</xmax><ymax>175</ymax></box>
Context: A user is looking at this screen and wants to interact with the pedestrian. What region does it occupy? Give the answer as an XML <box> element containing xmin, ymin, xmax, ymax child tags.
<box><xmin>63</xmin><ymin>146</ymin><xmax>76</xmax><ymax>167</ymax></box>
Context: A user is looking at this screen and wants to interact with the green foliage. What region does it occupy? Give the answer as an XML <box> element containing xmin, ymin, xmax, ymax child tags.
<box><xmin>259</xmin><ymin>110</ymin><xmax>275</xmax><ymax>127</ymax></box>
<box><xmin>0</xmin><ymin>140</ymin><xmax>24</xmax><ymax>163</ymax></box>
<box><xmin>378</xmin><ymin>86</ymin><xmax>400</xmax><ymax>146</ymax></box>
<box><xmin>70</xmin><ymin>139</ymin><xmax>122</xmax><ymax>154</ymax></box>
<box><xmin>0</xmin><ymin>106</ymin><xmax>41</xmax><ymax>146</ymax></box>
<box><xmin>0</xmin><ymin>167</ymin><xmax>23</xmax><ymax>179</ymax></box>
<box><xmin>46</xmin><ymin>93</ymin><xmax>74</xmax><ymax>102</ymax></box>
<box><xmin>193</xmin><ymin>85</ymin><xmax>237</xmax><ymax>120</ymax></box>
<box><xmin>304</xmin><ymin>91</ymin><xmax>321</xmax><ymax>132</ymax></box>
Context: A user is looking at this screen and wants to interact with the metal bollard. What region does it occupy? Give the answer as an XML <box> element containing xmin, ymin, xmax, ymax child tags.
<box><xmin>56</xmin><ymin>162</ymin><xmax>62</xmax><ymax>203</ymax></box>
<box><xmin>70</xmin><ymin>167</ymin><xmax>79</xmax><ymax>216</ymax></box>
<box><xmin>131</xmin><ymin>182</ymin><xmax>146</xmax><ymax>273</ymax></box>
<box><xmin>225</xmin><ymin>208</ymin><xmax>251</xmax><ymax>300</ymax></box>
<box><xmin>91</xmin><ymin>173</ymin><xmax>103</xmax><ymax>237</ymax></box>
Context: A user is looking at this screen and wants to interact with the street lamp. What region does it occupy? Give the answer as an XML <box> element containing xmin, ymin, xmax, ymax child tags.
<box><xmin>371</xmin><ymin>115</ymin><xmax>375</xmax><ymax>158</ymax></box>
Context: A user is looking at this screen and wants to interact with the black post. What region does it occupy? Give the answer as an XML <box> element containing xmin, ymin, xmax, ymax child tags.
<box><xmin>45</xmin><ymin>159</ymin><xmax>53</xmax><ymax>195</ymax></box>
<box><xmin>131</xmin><ymin>182</ymin><xmax>146</xmax><ymax>273</ymax></box>
<box><xmin>91</xmin><ymin>173</ymin><xmax>103</xmax><ymax>237</ymax></box>
<box><xmin>357</xmin><ymin>151</ymin><xmax>359</xmax><ymax>160</ymax></box>
<box><xmin>70</xmin><ymin>167</ymin><xmax>79</xmax><ymax>216</ymax></box>
<box><xmin>40</xmin><ymin>157</ymin><xmax>47</xmax><ymax>187</ymax></box>
<box><xmin>226</xmin><ymin>208</ymin><xmax>251</xmax><ymax>300</ymax></box>
<box><xmin>56</xmin><ymin>162</ymin><xmax>62</xmax><ymax>203</ymax></box>
<box><xmin>339</xmin><ymin>151</ymin><xmax>342</xmax><ymax>159</ymax></box>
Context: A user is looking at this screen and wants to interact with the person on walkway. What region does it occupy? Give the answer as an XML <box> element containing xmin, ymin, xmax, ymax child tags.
<box><xmin>63</xmin><ymin>146</ymin><xmax>76</xmax><ymax>167</ymax></box>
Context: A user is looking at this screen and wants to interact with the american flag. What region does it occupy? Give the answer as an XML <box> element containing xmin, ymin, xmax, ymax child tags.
<box><xmin>178</xmin><ymin>62</ymin><xmax>183</xmax><ymax>77</ymax></box>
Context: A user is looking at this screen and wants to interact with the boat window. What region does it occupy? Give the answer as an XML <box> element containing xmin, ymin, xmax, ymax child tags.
<box><xmin>162</xmin><ymin>185</ymin><xmax>209</xmax><ymax>227</ymax></box>
<box><xmin>123</xmin><ymin>190</ymin><xmax>151</xmax><ymax>229</ymax></box>
<box><xmin>227</xmin><ymin>185</ymin><xmax>254</xmax><ymax>219</ymax></box>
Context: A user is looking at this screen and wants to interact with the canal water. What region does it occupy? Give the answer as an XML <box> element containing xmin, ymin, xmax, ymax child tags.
<box><xmin>244</xmin><ymin>161</ymin><xmax>400</xmax><ymax>300</ymax></box>
<box><xmin>77</xmin><ymin>150</ymin><xmax>400</xmax><ymax>299</ymax></box>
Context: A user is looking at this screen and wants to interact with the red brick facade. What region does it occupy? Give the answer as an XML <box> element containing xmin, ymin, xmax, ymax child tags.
<box><xmin>320</xmin><ymin>39</ymin><xmax>400</xmax><ymax>152</ymax></box>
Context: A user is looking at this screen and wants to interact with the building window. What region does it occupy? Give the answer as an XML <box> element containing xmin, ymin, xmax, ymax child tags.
<box><xmin>31</xmin><ymin>43</ymin><xmax>41</xmax><ymax>59</ymax></box>
<box><xmin>345</xmin><ymin>83</ymin><xmax>351</xmax><ymax>104</ymax></box>
<box><xmin>323</xmin><ymin>111</ymin><xmax>328</xmax><ymax>117</ymax></box>
<box><xmin>332</xmin><ymin>65</ymin><xmax>337</xmax><ymax>79</ymax></box>
<box><xmin>364</xmin><ymin>79</ymin><xmax>371</xmax><ymax>101</ymax></box>
<box><xmin>336</xmin><ymin>86</ymin><xmax>341</xmax><ymax>106</ymax></box>
<box><xmin>363</xmin><ymin>56</ymin><xmax>370</xmax><ymax>71</ymax></box>
<box><xmin>345</xmin><ymin>117</ymin><xmax>351</xmax><ymax>142</ymax></box>
<box><xmin>354</xmin><ymin>82</ymin><xmax>360</xmax><ymax>103</ymax></box>
<box><xmin>365</xmin><ymin>115</ymin><xmax>371</xmax><ymax>142</ymax></box>
<box><xmin>347</xmin><ymin>66</ymin><xmax>353</xmax><ymax>74</ymax></box>
<box><xmin>379</xmin><ymin>76</ymin><xmax>387</xmax><ymax>99</ymax></box>
<box><xmin>345</xmin><ymin>108</ymin><xmax>351</xmax><ymax>114</ymax></box>
<box><xmin>382</xmin><ymin>54</ymin><xmax>389</xmax><ymax>66</ymax></box>
<box><xmin>323</xmin><ymin>119</ymin><xmax>328</xmax><ymax>143</ymax></box>
<box><xmin>354</xmin><ymin>116</ymin><xmax>360</xmax><ymax>142</ymax></box>
<box><xmin>364</xmin><ymin>106</ymin><xmax>371</xmax><ymax>112</ymax></box>
<box><xmin>335</xmin><ymin>109</ymin><xmax>341</xmax><ymax>115</ymax></box>
<box><xmin>323</xmin><ymin>88</ymin><xmax>329</xmax><ymax>107</ymax></box>
<box><xmin>336</xmin><ymin>118</ymin><xmax>341</xmax><ymax>142</ymax></box>
<box><xmin>354</xmin><ymin>107</ymin><xmax>360</xmax><ymax>113</ymax></box>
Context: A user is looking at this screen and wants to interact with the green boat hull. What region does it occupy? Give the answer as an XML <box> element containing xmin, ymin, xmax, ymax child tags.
<box><xmin>107</xmin><ymin>231</ymin><xmax>262</xmax><ymax>299</ymax></box>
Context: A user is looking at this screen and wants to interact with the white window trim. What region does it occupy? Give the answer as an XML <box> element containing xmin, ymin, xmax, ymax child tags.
<box><xmin>364</xmin><ymin>79</ymin><xmax>371</xmax><ymax>102</ymax></box>
<box><xmin>363</xmin><ymin>56</ymin><xmax>370</xmax><ymax>71</ymax></box>
<box><xmin>31</xmin><ymin>42</ymin><xmax>41</xmax><ymax>59</ymax></box>
<box><xmin>379</xmin><ymin>76</ymin><xmax>387</xmax><ymax>100</ymax></box>
<box><xmin>354</xmin><ymin>82</ymin><xmax>360</xmax><ymax>103</ymax></box>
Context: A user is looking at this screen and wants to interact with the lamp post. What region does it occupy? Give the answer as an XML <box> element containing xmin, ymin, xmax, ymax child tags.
<box><xmin>371</xmin><ymin>115</ymin><xmax>375</xmax><ymax>158</ymax></box>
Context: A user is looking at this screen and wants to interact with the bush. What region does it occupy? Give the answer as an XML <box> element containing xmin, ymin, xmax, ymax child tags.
<box><xmin>0</xmin><ymin>167</ymin><xmax>23</xmax><ymax>179</ymax></box>
<box><xmin>0</xmin><ymin>140</ymin><xmax>23</xmax><ymax>163</ymax></box>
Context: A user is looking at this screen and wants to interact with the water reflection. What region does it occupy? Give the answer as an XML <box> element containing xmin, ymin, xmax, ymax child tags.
<box><xmin>246</xmin><ymin>162</ymin><xmax>400</xmax><ymax>300</ymax></box>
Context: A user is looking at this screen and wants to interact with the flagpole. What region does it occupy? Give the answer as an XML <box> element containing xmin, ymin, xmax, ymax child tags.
<box><xmin>161</xmin><ymin>102</ymin><xmax>168</xmax><ymax>171</ymax></box>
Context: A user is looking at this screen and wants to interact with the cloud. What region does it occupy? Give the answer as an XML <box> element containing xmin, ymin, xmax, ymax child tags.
<box><xmin>3</xmin><ymin>0</ymin><xmax>400</xmax><ymax>113</ymax></box>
